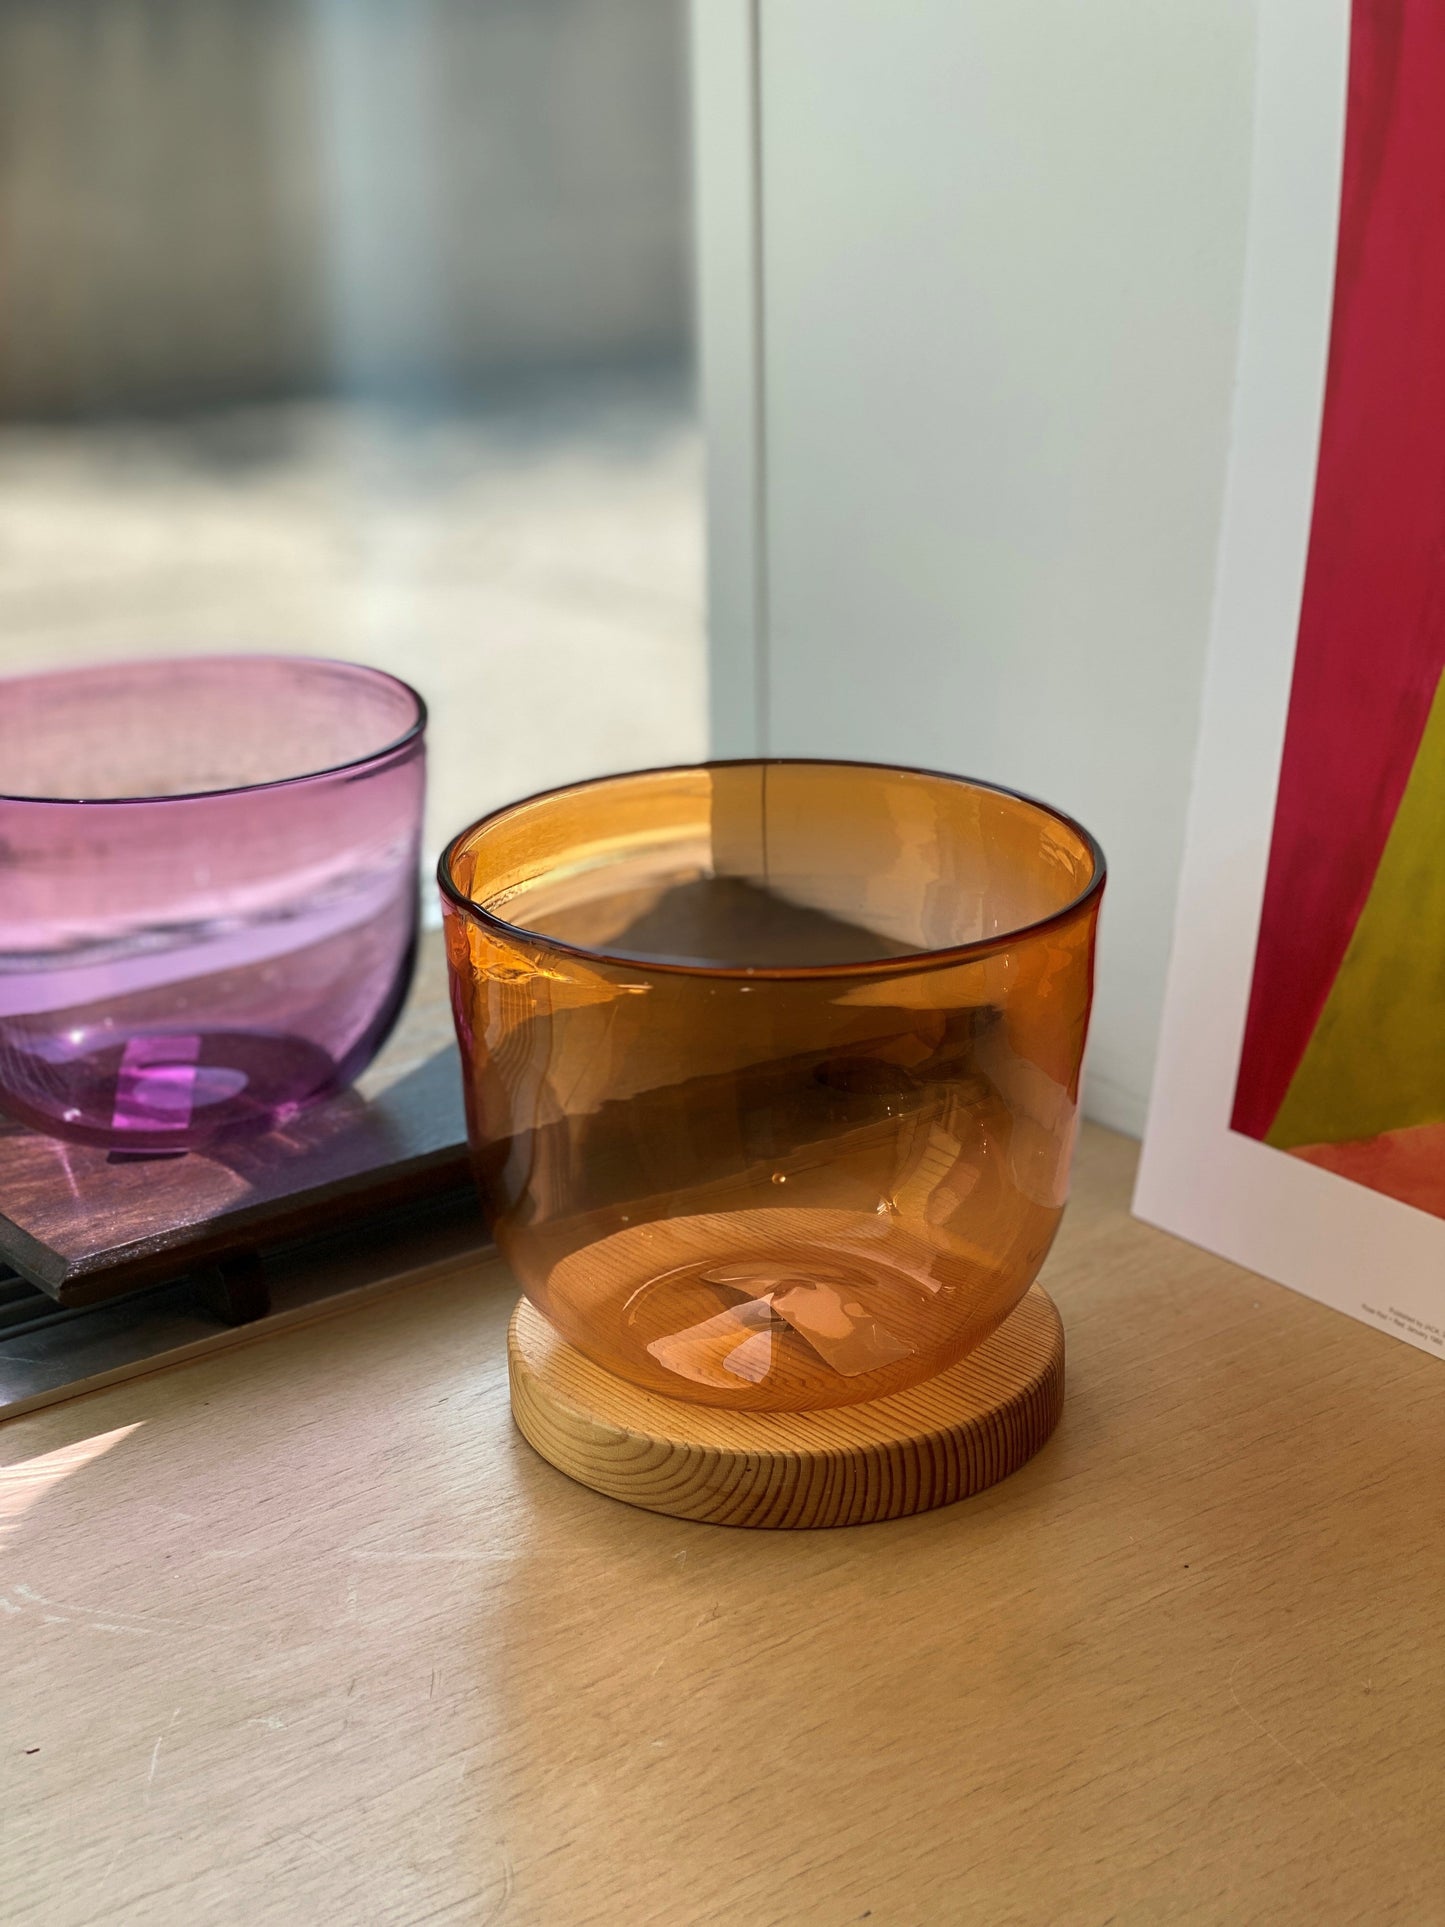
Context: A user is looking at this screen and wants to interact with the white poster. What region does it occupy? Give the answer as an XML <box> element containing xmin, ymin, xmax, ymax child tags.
<box><xmin>1135</xmin><ymin>0</ymin><xmax>1445</xmax><ymax>1360</ymax></box>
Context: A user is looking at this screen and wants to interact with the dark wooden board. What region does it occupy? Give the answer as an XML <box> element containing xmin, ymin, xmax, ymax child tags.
<box><xmin>0</xmin><ymin>930</ymin><xmax>477</xmax><ymax>1305</ymax></box>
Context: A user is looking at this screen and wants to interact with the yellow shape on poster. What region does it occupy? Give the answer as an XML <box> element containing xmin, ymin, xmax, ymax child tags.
<box><xmin>1268</xmin><ymin>665</ymin><xmax>1445</xmax><ymax>1149</ymax></box>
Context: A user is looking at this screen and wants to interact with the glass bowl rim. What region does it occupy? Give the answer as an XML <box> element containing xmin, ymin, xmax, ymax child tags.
<box><xmin>0</xmin><ymin>653</ymin><xmax>428</xmax><ymax>807</ymax></box>
<box><xmin>437</xmin><ymin>756</ymin><xmax>1107</xmax><ymax>981</ymax></box>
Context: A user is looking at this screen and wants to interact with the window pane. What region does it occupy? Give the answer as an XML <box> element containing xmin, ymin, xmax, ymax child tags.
<box><xmin>0</xmin><ymin>0</ymin><xmax>704</xmax><ymax>873</ymax></box>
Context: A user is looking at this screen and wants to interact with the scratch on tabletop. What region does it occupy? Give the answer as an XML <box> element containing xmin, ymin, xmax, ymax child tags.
<box><xmin>144</xmin><ymin>1708</ymin><xmax>181</xmax><ymax>1804</ymax></box>
<box><xmin>479</xmin><ymin>1851</ymin><xmax>516</xmax><ymax>1925</ymax></box>
<box><xmin>1228</xmin><ymin>1658</ymin><xmax>1350</xmax><ymax>1812</ymax></box>
<box><xmin>350</xmin><ymin>1549</ymin><xmax>499</xmax><ymax>1563</ymax></box>
<box><xmin>13</xmin><ymin>1581</ymin><xmax>175</xmax><ymax>1632</ymax></box>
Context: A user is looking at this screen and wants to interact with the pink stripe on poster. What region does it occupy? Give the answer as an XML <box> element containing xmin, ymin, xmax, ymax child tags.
<box><xmin>1232</xmin><ymin>0</ymin><xmax>1445</xmax><ymax>1140</ymax></box>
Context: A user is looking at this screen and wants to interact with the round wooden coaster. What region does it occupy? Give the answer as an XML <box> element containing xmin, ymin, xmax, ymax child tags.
<box><xmin>507</xmin><ymin>1284</ymin><xmax>1064</xmax><ymax>1529</ymax></box>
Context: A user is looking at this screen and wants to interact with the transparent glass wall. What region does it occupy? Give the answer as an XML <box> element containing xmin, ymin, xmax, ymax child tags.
<box><xmin>0</xmin><ymin>0</ymin><xmax>705</xmax><ymax>873</ymax></box>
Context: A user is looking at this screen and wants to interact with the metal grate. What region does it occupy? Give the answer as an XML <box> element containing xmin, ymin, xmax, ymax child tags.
<box><xmin>0</xmin><ymin>1267</ymin><xmax>87</xmax><ymax>1343</ymax></box>
<box><xmin>0</xmin><ymin>1257</ymin><xmax>255</xmax><ymax>1359</ymax></box>
<box><xmin>0</xmin><ymin>1191</ymin><xmax>488</xmax><ymax>1423</ymax></box>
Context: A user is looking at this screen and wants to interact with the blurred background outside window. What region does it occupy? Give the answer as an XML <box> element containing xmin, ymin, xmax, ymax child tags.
<box><xmin>0</xmin><ymin>0</ymin><xmax>705</xmax><ymax>875</ymax></box>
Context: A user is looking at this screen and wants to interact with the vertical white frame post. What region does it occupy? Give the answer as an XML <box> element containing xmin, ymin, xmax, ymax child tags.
<box><xmin>689</xmin><ymin>0</ymin><xmax>769</xmax><ymax>756</ymax></box>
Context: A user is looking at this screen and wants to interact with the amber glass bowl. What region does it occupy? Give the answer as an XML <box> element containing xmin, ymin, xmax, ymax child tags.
<box><xmin>440</xmin><ymin>760</ymin><xmax>1104</xmax><ymax>1412</ymax></box>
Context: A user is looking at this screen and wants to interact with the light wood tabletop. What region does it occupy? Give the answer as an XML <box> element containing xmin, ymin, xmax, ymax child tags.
<box><xmin>3</xmin><ymin>1125</ymin><xmax>1441</xmax><ymax>1926</ymax></box>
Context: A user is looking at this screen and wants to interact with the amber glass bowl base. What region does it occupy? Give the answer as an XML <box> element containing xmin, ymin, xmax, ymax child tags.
<box><xmin>507</xmin><ymin>1286</ymin><xmax>1064</xmax><ymax>1529</ymax></box>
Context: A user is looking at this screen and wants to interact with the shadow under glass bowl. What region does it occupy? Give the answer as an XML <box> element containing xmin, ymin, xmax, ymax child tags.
<box><xmin>440</xmin><ymin>758</ymin><xmax>1105</xmax><ymax>1413</ymax></box>
<box><xmin>0</xmin><ymin>654</ymin><xmax>426</xmax><ymax>1151</ymax></box>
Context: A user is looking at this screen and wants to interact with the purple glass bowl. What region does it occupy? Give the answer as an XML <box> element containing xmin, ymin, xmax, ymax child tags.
<box><xmin>0</xmin><ymin>655</ymin><xmax>426</xmax><ymax>1150</ymax></box>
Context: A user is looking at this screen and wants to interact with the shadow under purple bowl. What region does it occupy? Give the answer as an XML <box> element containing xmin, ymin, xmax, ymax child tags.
<box><xmin>0</xmin><ymin>654</ymin><xmax>426</xmax><ymax>1151</ymax></box>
